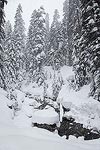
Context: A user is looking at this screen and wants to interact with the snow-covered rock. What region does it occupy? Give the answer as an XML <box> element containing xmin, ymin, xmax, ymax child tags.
<box><xmin>32</xmin><ymin>108</ymin><xmax>59</xmax><ymax>125</ymax></box>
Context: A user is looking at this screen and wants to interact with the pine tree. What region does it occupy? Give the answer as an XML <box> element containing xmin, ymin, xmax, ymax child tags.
<box><xmin>13</xmin><ymin>4</ymin><xmax>25</xmax><ymax>81</ymax></box>
<box><xmin>61</xmin><ymin>0</ymin><xmax>69</xmax><ymax>65</ymax></box>
<box><xmin>50</xmin><ymin>9</ymin><xmax>61</xmax><ymax>51</ymax></box>
<box><xmin>67</xmin><ymin>0</ymin><xmax>81</xmax><ymax>66</ymax></box>
<box><xmin>26</xmin><ymin>7</ymin><xmax>46</xmax><ymax>83</ymax></box>
<box><xmin>0</xmin><ymin>0</ymin><xmax>7</xmax><ymax>89</ymax></box>
<box><xmin>45</xmin><ymin>13</ymin><xmax>50</xmax><ymax>64</ymax></box>
<box><xmin>75</xmin><ymin>0</ymin><xmax>100</xmax><ymax>101</ymax></box>
<box><xmin>85</xmin><ymin>0</ymin><xmax>100</xmax><ymax>101</ymax></box>
<box><xmin>49</xmin><ymin>9</ymin><xmax>63</xmax><ymax>70</ymax></box>
<box><xmin>73</xmin><ymin>0</ymin><xmax>91</xmax><ymax>89</ymax></box>
<box><xmin>4</xmin><ymin>21</ymin><xmax>16</xmax><ymax>89</ymax></box>
<box><xmin>72</xmin><ymin>0</ymin><xmax>81</xmax><ymax>62</ymax></box>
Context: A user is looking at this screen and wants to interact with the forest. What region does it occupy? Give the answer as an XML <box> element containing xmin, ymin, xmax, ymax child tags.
<box><xmin>0</xmin><ymin>0</ymin><xmax>100</xmax><ymax>150</ymax></box>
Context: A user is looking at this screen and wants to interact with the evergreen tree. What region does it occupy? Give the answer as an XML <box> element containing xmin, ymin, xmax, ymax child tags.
<box><xmin>72</xmin><ymin>0</ymin><xmax>81</xmax><ymax>63</ymax></box>
<box><xmin>84</xmin><ymin>0</ymin><xmax>100</xmax><ymax>101</ymax></box>
<box><xmin>75</xmin><ymin>0</ymin><xmax>100</xmax><ymax>101</ymax></box>
<box><xmin>4</xmin><ymin>21</ymin><xmax>16</xmax><ymax>89</ymax></box>
<box><xmin>74</xmin><ymin>0</ymin><xmax>90</xmax><ymax>89</ymax></box>
<box><xmin>61</xmin><ymin>0</ymin><xmax>69</xmax><ymax>65</ymax></box>
<box><xmin>50</xmin><ymin>9</ymin><xmax>61</xmax><ymax>51</ymax></box>
<box><xmin>0</xmin><ymin>0</ymin><xmax>7</xmax><ymax>89</ymax></box>
<box><xmin>45</xmin><ymin>13</ymin><xmax>50</xmax><ymax>64</ymax></box>
<box><xmin>13</xmin><ymin>4</ymin><xmax>25</xmax><ymax>81</ymax></box>
<box><xmin>67</xmin><ymin>0</ymin><xmax>80</xmax><ymax>66</ymax></box>
<box><xmin>49</xmin><ymin>9</ymin><xmax>63</xmax><ymax>69</ymax></box>
<box><xmin>26</xmin><ymin>7</ymin><xmax>46</xmax><ymax>83</ymax></box>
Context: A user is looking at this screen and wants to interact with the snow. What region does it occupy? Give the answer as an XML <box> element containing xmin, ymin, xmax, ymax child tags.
<box><xmin>13</xmin><ymin>96</ymin><xmax>35</xmax><ymax>127</ymax></box>
<box><xmin>0</xmin><ymin>126</ymin><xmax>100</xmax><ymax>150</ymax></box>
<box><xmin>32</xmin><ymin>107</ymin><xmax>59</xmax><ymax>124</ymax></box>
<box><xmin>60</xmin><ymin>66</ymin><xmax>74</xmax><ymax>82</ymax></box>
<box><xmin>19</xmin><ymin>66</ymin><xmax>100</xmax><ymax>131</ymax></box>
<box><xmin>15</xmin><ymin>89</ymin><xmax>25</xmax><ymax>104</ymax></box>
<box><xmin>22</xmin><ymin>82</ymin><xmax>44</xmax><ymax>100</ymax></box>
<box><xmin>58</xmin><ymin>67</ymin><xmax>100</xmax><ymax>131</ymax></box>
<box><xmin>13</xmin><ymin>112</ymin><xmax>32</xmax><ymax>128</ymax></box>
<box><xmin>0</xmin><ymin>89</ymin><xmax>13</xmax><ymax>127</ymax></box>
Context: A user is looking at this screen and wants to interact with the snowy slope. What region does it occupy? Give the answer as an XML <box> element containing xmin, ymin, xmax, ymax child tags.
<box><xmin>0</xmin><ymin>88</ymin><xmax>13</xmax><ymax>127</ymax></box>
<box><xmin>0</xmin><ymin>126</ymin><xmax>100</xmax><ymax>150</ymax></box>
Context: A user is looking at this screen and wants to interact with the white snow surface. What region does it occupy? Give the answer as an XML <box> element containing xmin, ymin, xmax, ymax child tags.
<box><xmin>32</xmin><ymin>107</ymin><xmax>59</xmax><ymax>124</ymax></box>
<box><xmin>0</xmin><ymin>126</ymin><xmax>100</xmax><ymax>150</ymax></box>
<box><xmin>0</xmin><ymin>88</ymin><xmax>13</xmax><ymax>127</ymax></box>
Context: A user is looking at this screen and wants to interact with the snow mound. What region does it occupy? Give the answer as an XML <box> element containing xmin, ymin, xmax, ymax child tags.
<box><xmin>32</xmin><ymin>108</ymin><xmax>59</xmax><ymax>124</ymax></box>
<box><xmin>0</xmin><ymin>88</ymin><xmax>13</xmax><ymax>127</ymax></box>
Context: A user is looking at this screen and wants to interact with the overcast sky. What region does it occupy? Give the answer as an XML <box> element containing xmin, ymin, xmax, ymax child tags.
<box><xmin>5</xmin><ymin>0</ymin><xmax>65</xmax><ymax>30</ymax></box>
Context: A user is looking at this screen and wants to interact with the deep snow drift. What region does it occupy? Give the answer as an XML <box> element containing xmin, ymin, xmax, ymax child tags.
<box><xmin>0</xmin><ymin>126</ymin><xmax>100</xmax><ymax>150</ymax></box>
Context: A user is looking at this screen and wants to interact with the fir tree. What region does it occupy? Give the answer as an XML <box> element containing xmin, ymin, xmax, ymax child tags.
<box><xmin>4</xmin><ymin>21</ymin><xmax>16</xmax><ymax>88</ymax></box>
<box><xmin>74</xmin><ymin>0</ymin><xmax>91</xmax><ymax>89</ymax></box>
<box><xmin>49</xmin><ymin>9</ymin><xmax>63</xmax><ymax>69</ymax></box>
<box><xmin>72</xmin><ymin>0</ymin><xmax>81</xmax><ymax>62</ymax></box>
<box><xmin>0</xmin><ymin>0</ymin><xmax>7</xmax><ymax>89</ymax></box>
<box><xmin>13</xmin><ymin>4</ymin><xmax>25</xmax><ymax>81</ymax></box>
<box><xmin>26</xmin><ymin>7</ymin><xmax>46</xmax><ymax>83</ymax></box>
<box><xmin>61</xmin><ymin>0</ymin><xmax>69</xmax><ymax>65</ymax></box>
<box><xmin>45</xmin><ymin>13</ymin><xmax>50</xmax><ymax>64</ymax></box>
<box><xmin>75</xmin><ymin>0</ymin><xmax>100</xmax><ymax>101</ymax></box>
<box><xmin>50</xmin><ymin>9</ymin><xmax>61</xmax><ymax>51</ymax></box>
<box><xmin>85</xmin><ymin>0</ymin><xmax>100</xmax><ymax>101</ymax></box>
<box><xmin>67</xmin><ymin>0</ymin><xmax>81</xmax><ymax>66</ymax></box>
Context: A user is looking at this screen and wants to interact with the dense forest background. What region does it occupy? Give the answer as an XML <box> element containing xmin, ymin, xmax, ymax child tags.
<box><xmin>0</xmin><ymin>0</ymin><xmax>100</xmax><ymax>101</ymax></box>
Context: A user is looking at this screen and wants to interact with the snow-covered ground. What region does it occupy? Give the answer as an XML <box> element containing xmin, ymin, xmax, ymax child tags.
<box><xmin>0</xmin><ymin>125</ymin><xmax>100</xmax><ymax>150</ymax></box>
<box><xmin>0</xmin><ymin>88</ymin><xmax>13</xmax><ymax>127</ymax></box>
<box><xmin>0</xmin><ymin>66</ymin><xmax>100</xmax><ymax>150</ymax></box>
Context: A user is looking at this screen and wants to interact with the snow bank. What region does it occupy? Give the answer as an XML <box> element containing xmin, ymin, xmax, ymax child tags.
<box><xmin>0</xmin><ymin>88</ymin><xmax>13</xmax><ymax>127</ymax></box>
<box><xmin>32</xmin><ymin>108</ymin><xmax>59</xmax><ymax>124</ymax></box>
<box><xmin>13</xmin><ymin>96</ymin><xmax>36</xmax><ymax>127</ymax></box>
<box><xmin>0</xmin><ymin>126</ymin><xmax>100</xmax><ymax>150</ymax></box>
<box><xmin>58</xmin><ymin>84</ymin><xmax>100</xmax><ymax>131</ymax></box>
<box><xmin>13</xmin><ymin>112</ymin><xmax>32</xmax><ymax>128</ymax></box>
